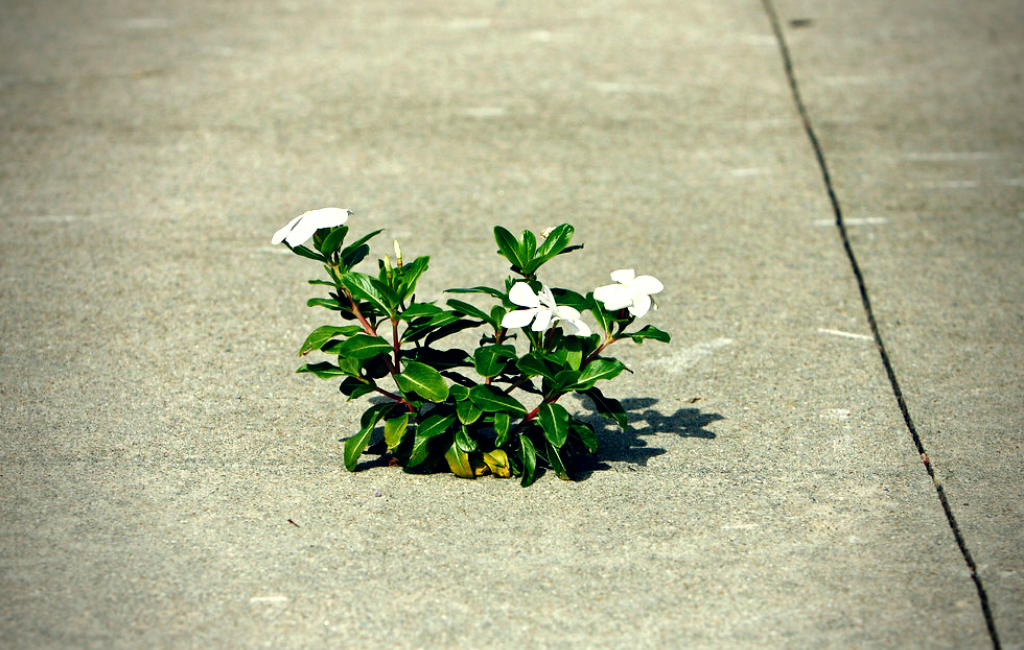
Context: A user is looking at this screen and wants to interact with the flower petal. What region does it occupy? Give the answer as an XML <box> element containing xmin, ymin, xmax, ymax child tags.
<box><xmin>561</xmin><ymin>317</ymin><xmax>591</xmax><ymax>337</ymax></box>
<box><xmin>609</xmin><ymin>269</ymin><xmax>636</xmax><ymax>284</ymax></box>
<box><xmin>630</xmin><ymin>275</ymin><xmax>664</xmax><ymax>295</ymax></box>
<box><xmin>276</xmin><ymin>209</ymin><xmax>352</xmax><ymax>247</ymax></box>
<box><xmin>508</xmin><ymin>282</ymin><xmax>541</xmax><ymax>308</ymax></box>
<box><xmin>501</xmin><ymin>308</ymin><xmax>538</xmax><ymax>329</ymax></box>
<box><xmin>271</xmin><ymin>213</ymin><xmax>304</xmax><ymax>245</ymax></box>
<box><xmin>537</xmin><ymin>287</ymin><xmax>558</xmax><ymax>309</ymax></box>
<box><xmin>556</xmin><ymin>305</ymin><xmax>582</xmax><ymax>320</ymax></box>
<box><xmin>531</xmin><ymin>308</ymin><xmax>554</xmax><ymax>332</ymax></box>
<box><xmin>594</xmin><ymin>284</ymin><xmax>633</xmax><ymax>310</ymax></box>
<box><xmin>629</xmin><ymin>292</ymin><xmax>653</xmax><ymax>318</ymax></box>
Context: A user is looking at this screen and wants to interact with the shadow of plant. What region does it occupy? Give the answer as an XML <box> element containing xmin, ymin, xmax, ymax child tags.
<box><xmin>572</xmin><ymin>397</ymin><xmax>724</xmax><ymax>478</ymax></box>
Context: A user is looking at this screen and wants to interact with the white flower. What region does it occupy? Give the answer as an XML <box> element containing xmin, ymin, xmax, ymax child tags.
<box><xmin>501</xmin><ymin>283</ymin><xmax>592</xmax><ymax>337</ymax></box>
<box><xmin>593</xmin><ymin>269</ymin><xmax>664</xmax><ymax>318</ymax></box>
<box><xmin>271</xmin><ymin>208</ymin><xmax>352</xmax><ymax>247</ymax></box>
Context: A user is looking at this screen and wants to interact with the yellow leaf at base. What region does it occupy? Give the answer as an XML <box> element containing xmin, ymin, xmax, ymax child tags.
<box><xmin>444</xmin><ymin>445</ymin><xmax>476</xmax><ymax>479</ymax></box>
<box><xmin>482</xmin><ymin>450</ymin><xmax>511</xmax><ymax>478</ymax></box>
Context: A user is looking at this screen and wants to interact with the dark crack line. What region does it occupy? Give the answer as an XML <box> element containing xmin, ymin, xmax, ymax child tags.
<box><xmin>759</xmin><ymin>1</ymin><xmax>1001</xmax><ymax>647</ymax></box>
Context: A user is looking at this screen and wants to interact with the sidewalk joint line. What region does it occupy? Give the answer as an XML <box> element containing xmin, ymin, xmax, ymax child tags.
<box><xmin>759</xmin><ymin>1</ymin><xmax>1001</xmax><ymax>646</ymax></box>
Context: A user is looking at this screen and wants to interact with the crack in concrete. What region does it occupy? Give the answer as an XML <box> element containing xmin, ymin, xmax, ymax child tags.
<box><xmin>759</xmin><ymin>1</ymin><xmax>1002</xmax><ymax>647</ymax></box>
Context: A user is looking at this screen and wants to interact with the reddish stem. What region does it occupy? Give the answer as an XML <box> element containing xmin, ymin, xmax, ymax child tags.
<box><xmin>343</xmin><ymin>289</ymin><xmax>378</xmax><ymax>337</ymax></box>
<box><xmin>391</xmin><ymin>318</ymin><xmax>401</xmax><ymax>370</ymax></box>
<box><xmin>583</xmin><ymin>333</ymin><xmax>617</xmax><ymax>367</ymax></box>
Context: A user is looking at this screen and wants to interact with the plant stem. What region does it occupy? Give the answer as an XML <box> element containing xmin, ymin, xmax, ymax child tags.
<box><xmin>373</xmin><ymin>385</ymin><xmax>413</xmax><ymax>411</ymax></box>
<box><xmin>511</xmin><ymin>393</ymin><xmax>560</xmax><ymax>435</ymax></box>
<box><xmin>342</xmin><ymin>286</ymin><xmax>402</xmax><ymax>377</ymax></box>
<box><xmin>342</xmin><ymin>288</ymin><xmax>377</xmax><ymax>337</ymax></box>
<box><xmin>391</xmin><ymin>318</ymin><xmax>401</xmax><ymax>370</ymax></box>
<box><xmin>583</xmin><ymin>333</ymin><xmax>617</xmax><ymax>367</ymax></box>
<box><xmin>500</xmin><ymin>375</ymin><xmax>530</xmax><ymax>396</ymax></box>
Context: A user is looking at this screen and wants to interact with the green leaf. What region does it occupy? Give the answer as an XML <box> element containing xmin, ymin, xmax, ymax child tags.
<box><xmin>550</xmin><ymin>287</ymin><xmax>588</xmax><ymax>311</ymax></box>
<box><xmin>339</xmin><ymin>376</ymin><xmax>375</xmax><ymax>400</ymax></box>
<box><xmin>536</xmin><ymin>224</ymin><xmax>574</xmax><ymax>261</ymax></box>
<box><xmin>413</xmin><ymin>348</ymin><xmax>473</xmax><ymax>372</ymax></box>
<box><xmin>396</xmin><ymin>256</ymin><xmax>430</xmax><ymax>302</ymax></box>
<box><xmin>520</xmin><ymin>229</ymin><xmax>538</xmax><ymax>263</ymax></box>
<box><xmin>424</xmin><ymin>319</ymin><xmax>485</xmax><ymax>347</ymax></box>
<box><xmin>401</xmin><ymin>310</ymin><xmax>462</xmax><ymax>343</ymax></box>
<box><xmin>516</xmin><ymin>353</ymin><xmax>554</xmax><ymax>380</ymax></box>
<box><xmin>523</xmin><ymin>225</ymin><xmax>576</xmax><ymax>274</ymax></box>
<box><xmin>399</xmin><ymin>302</ymin><xmax>442</xmax><ymax>321</ymax></box>
<box><xmin>417</xmin><ymin>414</ymin><xmax>455</xmax><ymax>441</ymax></box>
<box><xmin>337</xmin><ymin>356</ymin><xmax>363</xmax><ymax>377</ymax></box>
<box><xmin>491</xmin><ymin>305</ymin><xmax>507</xmax><ymax>327</ymax></box>
<box><xmin>545</xmin><ymin>439</ymin><xmax>571</xmax><ymax>480</ymax></box>
<box><xmin>455</xmin><ymin>425</ymin><xmax>479</xmax><ymax>453</ymax></box>
<box><xmin>494</xmin><ymin>226</ymin><xmax>525</xmax><ymax>269</ymax></box>
<box><xmin>582</xmin><ymin>387</ymin><xmax>628</xmax><ymax>430</ymax></box>
<box><xmin>408</xmin><ymin>414</ymin><xmax>456</xmax><ymax>468</ymax></box>
<box><xmin>384</xmin><ymin>414</ymin><xmax>409</xmax><ymax>449</ymax></box>
<box><xmin>538</xmin><ymin>402</ymin><xmax>570</xmax><ymax>448</ymax></box>
<box><xmin>446</xmin><ymin>299</ymin><xmax>494</xmax><ymax>326</ymax></box>
<box><xmin>469</xmin><ymin>385</ymin><xmax>527</xmax><ymax>417</ymax></box>
<box><xmin>493</xmin><ymin>411</ymin><xmax>511</xmax><ymax>447</ymax></box>
<box><xmin>548</xmin><ymin>369</ymin><xmax>581</xmax><ymax>394</ymax></box>
<box><xmin>395</xmin><ymin>360</ymin><xmax>449</xmax><ymax>402</ymax></box>
<box><xmin>570</xmin><ymin>418</ymin><xmax>599</xmax><ymax>453</ymax></box>
<box><xmin>448</xmin><ymin>384</ymin><xmax>470</xmax><ymax>402</ymax></box>
<box><xmin>563</xmin><ymin>336</ymin><xmax>584</xmax><ymax>371</ymax></box>
<box><xmin>361</xmin><ymin>403</ymin><xmax>392</xmax><ymax>429</ymax></box>
<box><xmin>344</xmin><ymin>429</ymin><xmax>374</xmax><ymax>472</ymax></box>
<box><xmin>589</xmin><ymin>294</ymin><xmax>612</xmax><ymax>334</ymax></box>
<box><xmin>573</xmin><ymin>358</ymin><xmax>626</xmax><ymax>389</ymax></box>
<box><xmin>296</xmin><ymin>361</ymin><xmax>347</xmax><ymax>378</ymax></box>
<box><xmin>307</xmin><ymin>297</ymin><xmax>343</xmax><ymax>311</ymax></box>
<box><xmin>519</xmin><ymin>435</ymin><xmax>537</xmax><ymax>487</ymax></box>
<box><xmin>629</xmin><ymin>324</ymin><xmax>671</xmax><ymax>344</ymax></box>
<box><xmin>338</xmin><ymin>334</ymin><xmax>393</xmax><ymax>360</ymax></box>
<box><xmin>350</xmin><ymin>384</ymin><xmax>376</xmax><ymax>400</ymax></box>
<box><xmin>445</xmin><ymin>441</ymin><xmax>476</xmax><ymax>479</ymax></box>
<box><xmin>287</xmin><ymin>244</ymin><xmax>326</xmax><ymax>262</ymax></box>
<box><xmin>341</xmin><ymin>272</ymin><xmax>398</xmax><ymax>318</ymax></box>
<box><xmin>318</xmin><ymin>225</ymin><xmax>349</xmax><ymax>256</ymax></box>
<box><xmin>473</xmin><ymin>344</ymin><xmax>516</xmax><ymax>378</ymax></box>
<box><xmin>344</xmin><ymin>403</ymin><xmax>391</xmax><ymax>471</ymax></box>
<box><xmin>338</xmin><ymin>228</ymin><xmax>384</xmax><ymax>268</ymax></box>
<box><xmin>456</xmin><ymin>400</ymin><xmax>483</xmax><ymax>425</ymax></box>
<box><xmin>446</xmin><ymin>285</ymin><xmax>506</xmax><ymax>300</ymax></box>
<box><xmin>346</xmin><ymin>244</ymin><xmax>373</xmax><ymax>270</ymax></box>
<box><xmin>299</xmin><ymin>325</ymin><xmax>363</xmax><ymax>356</ymax></box>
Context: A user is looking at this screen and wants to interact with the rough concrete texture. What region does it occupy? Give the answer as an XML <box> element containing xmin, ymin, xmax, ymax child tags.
<box><xmin>776</xmin><ymin>0</ymin><xmax>1024</xmax><ymax>642</ymax></box>
<box><xmin>0</xmin><ymin>0</ymin><xmax>1020</xmax><ymax>648</ymax></box>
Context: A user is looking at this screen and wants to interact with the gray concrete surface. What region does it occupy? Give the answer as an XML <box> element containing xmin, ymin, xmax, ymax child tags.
<box><xmin>0</xmin><ymin>0</ymin><xmax>1020</xmax><ymax>648</ymax></box>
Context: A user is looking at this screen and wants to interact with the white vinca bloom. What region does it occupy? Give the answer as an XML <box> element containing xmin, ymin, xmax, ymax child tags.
<box><xmin>501</xmin><ymin>283</ymin><xmax>592</xmax><ymax>337</ymax></box>
<box><xmin>593</xmin><ymin>269</ymin><xmax>664</xmax><ymax>318</ymax></box>
<box><xmin>271</xmin><ymin>208</ymin><xmax>352</xmax><ymax>247</ymax></box>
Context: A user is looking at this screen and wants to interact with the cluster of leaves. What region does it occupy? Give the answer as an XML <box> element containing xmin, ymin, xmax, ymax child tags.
<box><xmin>285</xmin><ymin>220</ymin><xmax>669</xmax><ymax>486</ymax></box>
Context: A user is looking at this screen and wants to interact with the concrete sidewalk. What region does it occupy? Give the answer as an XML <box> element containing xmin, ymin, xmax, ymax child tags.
<box><xmin>1</xmin><ymin>0</ymin><xmax>1020</xmax><ymax>647</ymax></box>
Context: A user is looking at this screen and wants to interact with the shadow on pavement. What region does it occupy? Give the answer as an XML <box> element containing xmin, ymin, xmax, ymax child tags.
<box><xmin>573</xmin><ymin>397</ymin><xmax>724</xmax><ymax>479</ymax></box>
